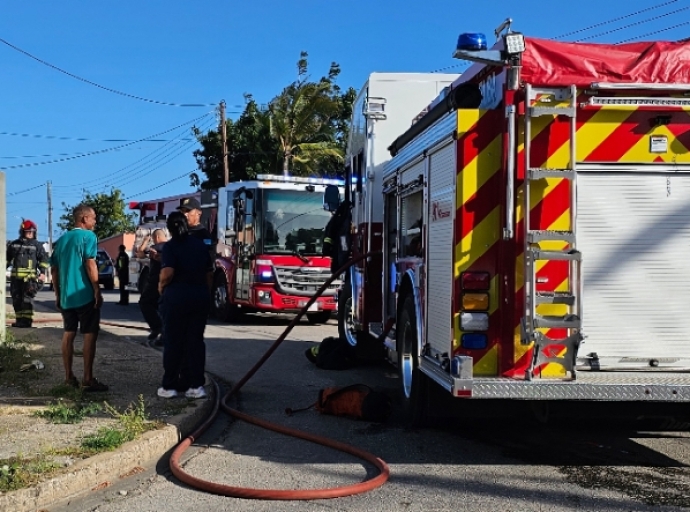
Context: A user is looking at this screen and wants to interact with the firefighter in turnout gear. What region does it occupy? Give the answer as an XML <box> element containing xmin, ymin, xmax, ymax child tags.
<box><xmin>7</xmin><ymin>220</ymin><xmax>49</xmax><ymax>328</ymax></box>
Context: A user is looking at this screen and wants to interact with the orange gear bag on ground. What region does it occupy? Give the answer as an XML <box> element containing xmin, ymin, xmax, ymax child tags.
<box><xmin>315</xmin><ymin>384</ymin><xmax>391</xmax><ymax>423</ymax></box>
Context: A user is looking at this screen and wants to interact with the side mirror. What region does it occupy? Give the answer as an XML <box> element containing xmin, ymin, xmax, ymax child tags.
<box><xmin>323</xmin><ymin>184</ymin><xmax>341</xmax><ymax>213</ymax></box>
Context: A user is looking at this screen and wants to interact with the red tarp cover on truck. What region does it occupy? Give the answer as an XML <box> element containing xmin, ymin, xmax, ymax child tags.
<box><xmin>455</xmin><ymin>37</ymin><xmax>690</xmax><ymax>87</ymax></box>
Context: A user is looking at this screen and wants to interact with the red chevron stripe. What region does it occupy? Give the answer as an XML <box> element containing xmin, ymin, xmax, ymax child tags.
<box><xmin>458</xmin><ymin>170</ymin><xmax>502</xmax><ymax>240</ymax></box>
<box><xmin>458</xmin><ymin>110</ymin><xmax>504</xmax><ymax>168</ymax></box>
<box><xmin>584</xmin><ymin>109</ymin><xmax>651</xmax><ymax>161</ymax></box>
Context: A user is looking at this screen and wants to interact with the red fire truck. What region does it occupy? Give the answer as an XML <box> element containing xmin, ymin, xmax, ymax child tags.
<box><xmin>334</xmin><ymin>21</ymin><xmax>690</xmax><ymax>422</ymax></box>
<box><xmin>213</xmin><ymin>174</ymin><xmax>342</xmax><ymax>324</ymax></box>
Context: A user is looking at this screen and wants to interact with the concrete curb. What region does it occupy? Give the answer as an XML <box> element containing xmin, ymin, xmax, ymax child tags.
<box><xmin>0</xmin><ymin>383</ymin><xmax>215</xmax><ymax>512</ymax></box>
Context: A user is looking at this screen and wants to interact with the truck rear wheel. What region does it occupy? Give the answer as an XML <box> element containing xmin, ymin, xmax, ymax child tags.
<box><xmin>214</xmin><ymin>272</ymin><xmax>240</xmax><ymax>322</ymax></box>
<box><xmin>397</xmin><ymin>294</ymin><xmax>428</xmax><ymax>427</ymax></box>
<box><xmin>338</xmin><ymin>280</ymin><xmax>358</xmax><ymax>347</ymax></box>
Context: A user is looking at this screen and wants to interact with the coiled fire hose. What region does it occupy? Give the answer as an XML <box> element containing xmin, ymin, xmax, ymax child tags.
<box><xmin>168</xmin><ymin>251</ymin><xmax>390</xmax><ymax>500</ymax></box>
<box><xmin>8</xmin><ymin>252</ymin><xmax>390</xmax><ymax>499</ymax></box>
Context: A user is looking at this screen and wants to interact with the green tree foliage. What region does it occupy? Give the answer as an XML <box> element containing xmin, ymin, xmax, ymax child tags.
<box><xmin>192</xmin><ymin>53</ymin><xmax>355</xmax><ymax>189</ymax></box>
<box><xmin>58</xmin><ymin>188</ymin><xmax>137</xmax><ymax>240</ymax></box>
<box><xmin>191</xmin><ymin>96</ymin><xmax>280</xmax><ymax>190</ymax></box>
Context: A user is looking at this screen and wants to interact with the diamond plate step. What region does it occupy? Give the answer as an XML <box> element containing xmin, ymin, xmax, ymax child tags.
<box><xmin>534</xmin><ymin>314</ymin><xmax>581</xmax><ymax>329</ymax></box>
<box><xmin>528</xmin><ymin>168</ymin><xmax>575</xmax><ymax>180</ymax></box>
<box><xmin>529</xmin><ymin>248</ymin><xmax>581</xmax><ymax>261</ymax></box>
<box><xmin>527</xmin><ymin>230</ymin><xmax>576</xmax><ymax>244</ymax></box>
<box><xmin>535</xmin><ymin>292</ymin><xmax>576</xmax><ymax>305</ymax></box>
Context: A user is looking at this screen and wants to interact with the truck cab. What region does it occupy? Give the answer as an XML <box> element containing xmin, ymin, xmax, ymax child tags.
<box><xmin>213</xmin><ymin>174</ymin><xmax>344</xmax><ymax>324</ymax></box>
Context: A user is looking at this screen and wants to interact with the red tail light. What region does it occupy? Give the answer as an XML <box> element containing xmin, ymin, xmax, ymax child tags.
<box><xmin>461</xmin><ymin>271</ymin><xmax>490</xmax><ymax>290</ymax></box>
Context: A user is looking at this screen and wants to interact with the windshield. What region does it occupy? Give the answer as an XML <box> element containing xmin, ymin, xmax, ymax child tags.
<box><xmin>261</xmin><ymin>189</ymin><xmax>333</xmax><ymax>256</ymax></box>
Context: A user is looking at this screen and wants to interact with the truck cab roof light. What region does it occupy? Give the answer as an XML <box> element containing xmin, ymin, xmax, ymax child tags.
<box><xmin>256</xmin><ymin>174</ymin><xmax>345</xmax><ymax>187</ymax></box>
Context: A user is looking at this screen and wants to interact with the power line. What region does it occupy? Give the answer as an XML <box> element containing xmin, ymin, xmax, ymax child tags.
<box><xmin>430</xmin><ymin>62</ymin><xmax>471</xmax><ymax>73</ymax></box>
<box><xmin>554</xmin><ymin>0</ymin><xmax>679</xmax><ymax>39</ymax></box>
<box><xmin>52</xmin><ymin>118</ymin><xmax>215</xmax><ymax>193</ymax></box>
<box><xmin>127</xmin><ymin>170</ymin><xmax>193</xmax><ymax>199</ymax></box>
<box><xmin>1</xmin><ymin>112</ymin><xmax>213</xmax><ymax>170</ymax></box>
<box><xmin>576</xmin><ymin>5</ymin><xmax>690</xmax><ymax>42</ymax></box>
<box><xmin>617</xmin><ymin>20</ymin><xmax>690</xmax><ymax>43</ymax></box>
<box><xmin>0</xmin><ymin>35</ymin><xmax>227</xmax><ymax>108</ymax></box>
<box><xmin>0</xmin><ymin>147</ymin><xmax>145</xmax><ymax>159</ymax></box>
<box><xmin>0</xmin><ymin>131</ymin><xmax>197</xmax><ymax>142</ymax></box>
<box><xmin>7</xmin><ymin>183</ymin><xmax>45</xmax><ymax>197</ymax></box>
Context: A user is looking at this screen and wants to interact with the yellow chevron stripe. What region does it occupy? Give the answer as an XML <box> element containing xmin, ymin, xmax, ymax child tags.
<box><xmin>576</xmin><ymin>109</ymin><xmax>635</xmax><ymax>161</ymax></box>
<box><xmin>457</xmin><ymin>135</ymin><xmax>502</xmax><ymax>207</ymax></box>
<box><xmin>515</xmin><ymin>178</ymin><xmax>564</xmax><ymax>225</ymax></box>
<box><xmin>455</xmin><ymin>207</ymin><xmax>500</xmax><ymax>275</ymax></box>
<box><xmin>620</xmin><ymin>124</ymin><xmax>690</xmax><ymax>163</ymax></box>
<box><xmin>457</xmin><ymin>109</ymin><xmax>484</xmax><ymax>136</ymax></box>
<box><xmin>474</xmin><ymin>345</ymin><xmax>498</xmax><ymax>376</ymax></box>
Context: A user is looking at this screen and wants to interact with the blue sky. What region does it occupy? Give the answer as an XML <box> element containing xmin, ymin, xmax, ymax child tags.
<box><xmin>2</xmin><ymin>0</ymin><xmax>689</xmax><ymax>241</ymax></box>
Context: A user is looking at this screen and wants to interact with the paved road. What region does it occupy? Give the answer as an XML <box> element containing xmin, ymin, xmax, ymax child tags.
<box><xmin>32</xmin><ymin>289</ymin><xmax>690</xmax><ymax>512</ymax></box>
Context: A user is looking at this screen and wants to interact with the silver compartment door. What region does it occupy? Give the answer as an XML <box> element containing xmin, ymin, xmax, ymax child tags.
<box><xmin>426</xmin><ymin>142</ymin><xmax>456</xmax><ymax>356</ymax></box>
<box><xmin>577</xmin><ymin>168</ymin><xmax>690</xmax><ymax>365</ymax></box>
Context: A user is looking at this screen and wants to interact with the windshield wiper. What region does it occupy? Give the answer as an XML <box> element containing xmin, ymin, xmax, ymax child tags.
<box><xmin>290</xmin><ymin>250</ymin><xmax>310</xmax><ymax>264</ymax></box>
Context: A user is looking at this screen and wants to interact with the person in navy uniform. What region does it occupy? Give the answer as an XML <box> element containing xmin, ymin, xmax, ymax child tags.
<box><xmin>156</xmin><ymin>211</ymin><xmax>213</xmax><ymax>399</ymax></box>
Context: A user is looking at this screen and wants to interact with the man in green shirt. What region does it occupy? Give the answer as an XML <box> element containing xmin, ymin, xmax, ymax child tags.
<box><xmin>50</xmin><ymin>205</ymin><xmax>107</xmax><ymax>392</ymax></box>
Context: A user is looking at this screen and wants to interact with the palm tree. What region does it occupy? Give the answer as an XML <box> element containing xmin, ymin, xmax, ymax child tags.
<box><xmin>269</xmin><ymin>53</ymin><xmax>344</xmax><ymax>176</ymax></box>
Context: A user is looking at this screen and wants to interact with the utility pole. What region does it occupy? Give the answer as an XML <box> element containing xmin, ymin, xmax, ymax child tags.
<box><xmin>47</xmin><ymin>180</ymin><xmax>53</xmax><ymax>253</ymax></box>
<box><xmin>220</xmin><ymin>100</ymin><xmax>229</xmax><ymax>186</ymax></box>
<box><xmin>0</xmin><ymin>172</ymin><xmax>6</xmax><ymax>339</ymax></box>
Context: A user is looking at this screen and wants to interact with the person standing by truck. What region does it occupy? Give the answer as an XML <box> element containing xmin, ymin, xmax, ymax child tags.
<box><xmin>115</xmin><ymin>245</ymin><xmax>130</xmax><ymax>305</ymax></box>
<box><xmin>157</xmin><ymin>212</ymin><xmax>213</xmax><ymax>399</ymax></box>
<box><xmin>7</xmin><ymin>219</ymin><xmax>49</xmax><ymax>328</ymax></box>
<box><xmin>50</xmin><ymin>205</ymin><xmax>107</xmax><ymax>391</ymax></box>
<box><xmin>137</xmin><ymin>229</ymin><xmax>168</xmax><ymax>343</ymax></box>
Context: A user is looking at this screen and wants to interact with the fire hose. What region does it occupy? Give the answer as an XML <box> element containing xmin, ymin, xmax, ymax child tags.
<box><xmin>168</xmin><ymin>251</ymin><xmax>389</xmax><ymax>500</ymax></box>
<box><xmin>12</xmin><ymin>252</ymin><xmax>390</xmax><ymax>500</ymax></box>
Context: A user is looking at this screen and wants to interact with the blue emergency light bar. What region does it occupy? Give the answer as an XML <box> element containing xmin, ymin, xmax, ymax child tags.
<box><xmin>456</xmin><ymin>33</ymin><xmax>488</xmax><ymax>52</ymax></box>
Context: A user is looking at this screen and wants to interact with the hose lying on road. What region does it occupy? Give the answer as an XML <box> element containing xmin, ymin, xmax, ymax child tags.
<box><xmin>169</xmin><ymin>251</ymin><xmax>390</xmax><ymax>500</ymax></box>
<box><xmin>13</xmin><ymin>252</ymin><xmax>390</xmax><ymax>500</ymax></box>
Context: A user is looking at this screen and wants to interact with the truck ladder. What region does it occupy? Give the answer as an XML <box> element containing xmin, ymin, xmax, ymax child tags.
<box><xmin>522</xmin><ymin>84</ymin><xmax>583</xmax><ymax>381</ymax></box>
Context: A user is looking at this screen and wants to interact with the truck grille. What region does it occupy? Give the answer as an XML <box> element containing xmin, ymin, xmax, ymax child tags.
<box><xmin>273</xmin><ymin>265</ymin><xmax>340</xmax><ymax>297</ymax></box>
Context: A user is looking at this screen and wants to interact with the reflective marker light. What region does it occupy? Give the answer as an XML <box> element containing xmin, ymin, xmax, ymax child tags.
<box><xmin>456</xmin><ymin>33</ymin><xmax>488</xmax><ymax>52</ymax></box>
<box><xmin>462</xmin><ymin>293</ymin><xmax>489</xmax><ymax>311</ymax></box>
<box><xmin>460</xmin><ymin>312</ymin><xmax>489</xmax><ymax>331</ymax></box>
<box><xmin>461</xmin><ymin>271</ymin><xmax>490</xmax><ymax>291</ymax></box>
<box><xmin>504</xmin><ymin>32</ymin><xmax>525</xmax><ymax>54</ymax></box>
<box><xmin>461</xmin><ymin>333</ymin><xmax>488</xmax><ymax>350</ymax></box>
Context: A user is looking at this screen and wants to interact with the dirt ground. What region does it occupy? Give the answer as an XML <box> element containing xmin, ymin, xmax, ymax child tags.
<box><xmin>0</xmin><ymin>311</ymin><xmax>201</xmax><ymax>482</ymax></box>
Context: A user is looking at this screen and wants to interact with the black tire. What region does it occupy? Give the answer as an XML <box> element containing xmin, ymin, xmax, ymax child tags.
<box><xmin>306</xmin><ymin>311</ymin><xmax>331</xmax><ymax>325</ymax></box>
<box><xmin>103</xmin><ymin>278</ymin><xmax>115</xmax><ymax>291</ymax></box>
<box><xmin>213</xmin><ymin>271</ymin><xmax>240</xmax><ymax>322</ymax></box>
<box><xmin>338</xmin><ymin>279</ymin><xmax>358</xmax><ymax>347</ymax></box>
<box><xmin>397</xmin><ymin>294</ymin><xmax>428</xmax><ymax>427</ymax></box>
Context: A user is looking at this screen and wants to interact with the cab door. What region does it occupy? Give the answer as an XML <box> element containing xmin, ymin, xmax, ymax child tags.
<box><xmin>234</xmin><ymin>189</ymin><xmax>255</xmax><ymax>302</ymax></box>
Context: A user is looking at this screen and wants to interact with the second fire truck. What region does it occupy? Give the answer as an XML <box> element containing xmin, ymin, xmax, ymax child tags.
<box><xmin>332</xmin><ymin>21</ymin><xmax>690</xmax><ymax>423</ymax></box>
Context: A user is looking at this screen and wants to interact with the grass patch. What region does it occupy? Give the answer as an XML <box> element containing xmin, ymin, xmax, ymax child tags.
<box><xmin>48</xmin><ymin>382</ymin><xmax>84</xmax><ymax>401</ymax></box>
<box><xmin>0</xmin><ymin>455</ymin><xmax>62</xmax><ymax>492</ymax></box>
<box><xmin>80</xmin><ymin>395</ymin><xmax>158</xmax><ymax>453</ymax></box>
<box><xmin>34</xmin><ymin>400</ymin><xmax>101</xmax><ymax>424</ymax></box>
